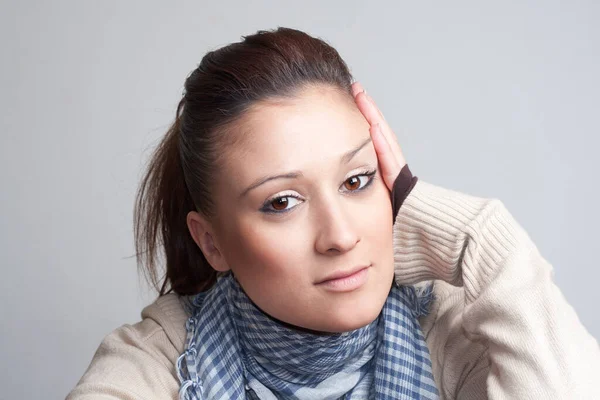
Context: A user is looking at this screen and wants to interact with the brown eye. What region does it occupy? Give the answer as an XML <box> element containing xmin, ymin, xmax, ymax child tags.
<box><xmin>344</xmin><ymin>176</ymin><xmax>362</xmax><ymax>191</ymax></box>
<box><xmin>262</xmin><ymin>195</ymin><xmax>303</xmax><ymax>214</ymax></box>
<box><xmin>271</xmin><ymin>197</ymin><xmax>289</xmax><ymax>210</ymax></box>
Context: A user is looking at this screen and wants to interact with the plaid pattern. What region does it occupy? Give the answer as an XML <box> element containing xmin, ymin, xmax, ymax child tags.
<box><xmin>177</xmin><ymin>273</ymin><xmax>439</xmax><ymax>399</ymax></box>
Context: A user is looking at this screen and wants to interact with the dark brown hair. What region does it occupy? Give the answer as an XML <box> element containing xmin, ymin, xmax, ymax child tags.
<box><xmin>134</xmin><ymin>27</ymin><xmax>355</xmax><ymax>296</ymax></box>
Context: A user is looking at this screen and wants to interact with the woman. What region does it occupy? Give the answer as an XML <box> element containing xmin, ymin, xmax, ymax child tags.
<box><xmin>67</xmin><ymin>27</ymin><xmax>599</xmax><ymax>399</ymax></box>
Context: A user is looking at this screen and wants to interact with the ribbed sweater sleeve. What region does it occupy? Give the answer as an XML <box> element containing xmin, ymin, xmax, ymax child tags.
<box><xmin>392</xmin><ymin>179</ymin><xmax>600</xmax><ymax>398</ymax></box>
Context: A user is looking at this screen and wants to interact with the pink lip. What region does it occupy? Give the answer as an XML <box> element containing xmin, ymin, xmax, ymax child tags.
<box><xmin>316</xmin><ymin>265</ymin><xmax>371</xmax><ymax>292</ymax></box>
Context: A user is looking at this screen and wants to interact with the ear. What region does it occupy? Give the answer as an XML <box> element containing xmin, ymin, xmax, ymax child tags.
<box><xmin>186</xmin><ymin>211</ymin><xmax>231</xmax><ymax>273</ymax></box>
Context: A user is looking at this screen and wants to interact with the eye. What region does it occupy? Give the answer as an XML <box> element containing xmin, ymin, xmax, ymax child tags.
<box><xmin>261</xmin><ymin>195</ymin><xmax>303</xmax><ymax>214</ymax></box>
<box><xmin>260</xmin><ymin>170</ymin><xmax>377</xmax><ymax>215</ymax></box>
<box><xmin>342</xmin><ymin>170</ymin><xmax>377</xmax><ymax>192</ymax></box>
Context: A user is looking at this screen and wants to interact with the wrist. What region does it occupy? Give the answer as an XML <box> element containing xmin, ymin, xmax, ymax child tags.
<box><xmin>391</xmin><ymin>164</ymin><xmax>418</xmax><ymax>221</ymax></box>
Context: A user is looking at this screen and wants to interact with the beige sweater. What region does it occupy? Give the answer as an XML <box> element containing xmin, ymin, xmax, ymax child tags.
<box><xmin>67</xmin><ymin>180</ymin><xmax>600</xmax><ymax>399</ymax></box>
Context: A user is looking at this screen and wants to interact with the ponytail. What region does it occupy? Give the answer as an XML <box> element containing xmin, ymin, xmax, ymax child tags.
<box><xmin>134</xmin><ymin>100</ymin><xmax>217</xmax><ymax>296</ymax></box>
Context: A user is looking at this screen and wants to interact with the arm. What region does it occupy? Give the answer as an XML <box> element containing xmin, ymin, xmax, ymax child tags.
<box><xmin>393</xmin><ymin>178</ymin><xmax>600</xmax><ymax>398</ymax></box>
<box><xmin>350</xmin><ymin>81</ymin><xmax>600</xmax><ymax>398</ymax></box>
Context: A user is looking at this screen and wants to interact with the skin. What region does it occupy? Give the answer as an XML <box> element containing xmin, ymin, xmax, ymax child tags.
<box><xmin>187</xmin><ymin>82</ymin><xmax>406</xmax><ymax>333</ymax></box>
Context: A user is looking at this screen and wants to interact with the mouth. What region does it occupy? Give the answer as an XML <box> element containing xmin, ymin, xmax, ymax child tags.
<box><xmin>316</xmin><ymin>265</ymin><xmax>371</xmax><ymax>292</ymax></box>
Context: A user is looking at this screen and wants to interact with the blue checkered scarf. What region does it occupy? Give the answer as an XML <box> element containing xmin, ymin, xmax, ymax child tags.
<box><xmin>176</xmin><ymin>273</ymin><xmax>438</xmax><ymax>399</ymax></box>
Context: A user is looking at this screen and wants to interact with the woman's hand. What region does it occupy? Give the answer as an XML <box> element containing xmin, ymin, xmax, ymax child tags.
<box><xmin>351</xmin><ymin>82</ymin><xmax>407</xmax><ymax>192</ymax></box>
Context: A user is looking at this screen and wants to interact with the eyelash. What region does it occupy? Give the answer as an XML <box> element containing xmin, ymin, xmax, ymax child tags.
<box><xmin>260</xmin><ymin>169</ymin><xmax>378</xmax><ymax>215</ymax></box>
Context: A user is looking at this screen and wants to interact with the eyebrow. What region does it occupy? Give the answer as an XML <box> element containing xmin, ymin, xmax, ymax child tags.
<box><xmin>240</xmin><ymin>137</ymin><xmax>373</xmax><ymax>198</ymax></box>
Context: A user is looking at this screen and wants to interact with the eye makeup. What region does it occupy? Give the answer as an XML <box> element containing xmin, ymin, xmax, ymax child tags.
<box><xmin>259</xmin><ymin>168</ymin><xmax>378</xmax><ymax>215</ymax></box>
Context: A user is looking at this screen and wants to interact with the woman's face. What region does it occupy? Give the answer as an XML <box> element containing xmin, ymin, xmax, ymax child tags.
<box><xmin>207</xmin><ymin>84</ymin><xmax>394</xmax><ymax>333</ymax></box>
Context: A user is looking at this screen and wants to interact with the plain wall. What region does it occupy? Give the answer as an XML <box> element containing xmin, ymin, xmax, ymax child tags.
<box><xmin>1</xmin><ymin>1</ymin><xmax>598</xmax><ymax>398</ymax></box>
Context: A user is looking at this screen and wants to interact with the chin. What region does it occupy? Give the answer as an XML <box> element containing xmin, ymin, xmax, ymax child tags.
<box><xmin>314</xmin><ymin>277</ymin><xmax>393</xmax><ymax>333</ymax></box>
<box><xmin>318</xmin><ymin>295</ymin><xmax>387</xmax><ymax>333</ymax></box>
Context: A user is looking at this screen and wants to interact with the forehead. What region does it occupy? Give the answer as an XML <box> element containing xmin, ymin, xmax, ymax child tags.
<box><xmin>222</xmin><ymin>85</ymin><xmax>371</xmax><ymax>179</ymax></box>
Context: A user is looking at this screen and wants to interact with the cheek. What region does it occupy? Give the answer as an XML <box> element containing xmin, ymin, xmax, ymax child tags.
<box><xmin>361</xmin><ymin>182</ymin><xmax>394</xmax><ymax>256</ymax></box>
<box><xmin>220</xmin><ymin>216</ymin><xmax>310</xmax><ymax>283</ymax></box>
<box><xmin>364</xmin><ymin>176</ymin><xmax>393</xmax><ymax>222</ymax></box>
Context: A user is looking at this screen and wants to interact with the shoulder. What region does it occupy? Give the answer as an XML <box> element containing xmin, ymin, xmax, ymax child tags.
<box><xmin>140</xmin><ymin>292</ymin><xmax>190</xmax><ymax>352</ymax></box>
<box><xmin>67</xmin><ymin>293</ymin><xmax>190</xmax><ymax>400</ymax></box>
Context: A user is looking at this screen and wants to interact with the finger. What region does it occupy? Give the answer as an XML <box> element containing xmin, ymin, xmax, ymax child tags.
<box><xmin>351</xmin><ymin>83</ymin><xmax>406</xmax><ymax>165</ymax></box>
<box><xmin>355</xmin><ymin>91</ymin><xmax>382</xmax><ymax>126</ymax></box>
<box><xmin>351</xmin><ymin>82</ymin><xmax>385</xmax><ymax>122</ymax></box>
<box><xmin>371</xmin><ymin>123</ymin><xmax>400</xmax><ymax>191</ymax></box>
<box><xmin>365</xmin><ymin>92</ymin><xmax>386</xmax><ymax>120</ymax></box>
<box><xmin>351</xmin><ymin>81</ymin><xmax>364</xmax><ymax>98</ymax></box>
<box><xmin>355</xmin><ymin>92</ymin><xmax>403</xmax><ymax>161</ymax></box>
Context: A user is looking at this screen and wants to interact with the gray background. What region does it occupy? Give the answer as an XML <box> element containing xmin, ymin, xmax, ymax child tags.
<box><xmin>1</xmin><ymin>1</ymin><xmax>598</xmax><ymax>398</ymax></box>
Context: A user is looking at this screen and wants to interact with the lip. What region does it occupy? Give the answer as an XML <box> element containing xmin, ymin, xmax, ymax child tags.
<box><xmin>316</xmin><ymin>265</ymin><xmax>371</xmax><ymax>292</ymax></box>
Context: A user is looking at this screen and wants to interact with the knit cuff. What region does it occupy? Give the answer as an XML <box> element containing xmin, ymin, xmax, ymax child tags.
<box><xmin>392</xmin><ymin>164</ymin><xmax>419</xmax><ymax>221</ymax></box>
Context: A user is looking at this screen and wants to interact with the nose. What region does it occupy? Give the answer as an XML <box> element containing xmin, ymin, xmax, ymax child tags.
<box><xmin>314</xmin><ymin>200</ymin><xmax>360</xmax><ymax>255</ymax></box>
